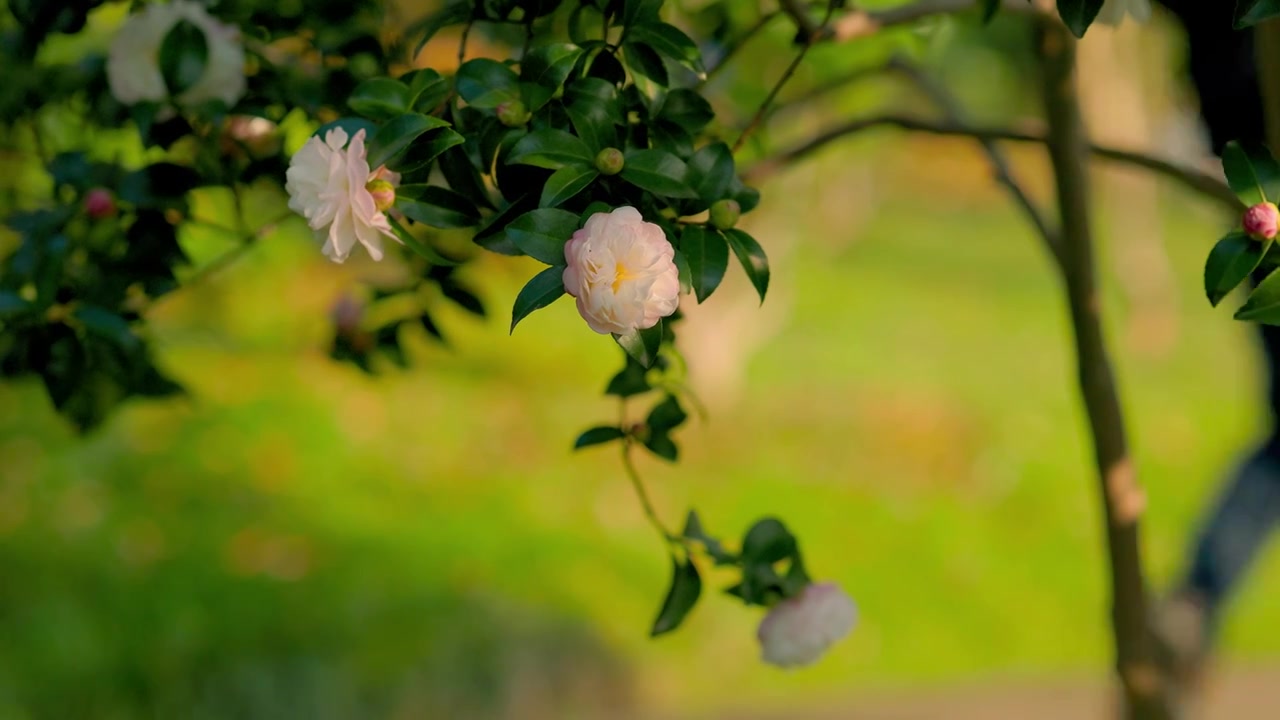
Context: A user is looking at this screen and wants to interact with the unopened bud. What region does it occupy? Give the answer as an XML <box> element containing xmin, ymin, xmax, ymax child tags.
<box><xmin>709</xmin><ymin>199</ymin><xmax>740</xmax><ymax>230</ymax></box>
<box><xmin>365</xmin><ymin>179</ymin><xmax>396</xmax><ymax>212</ymax></box>
<box><xmin>495</xmin><ymin>100</ymin><xmax>530</xmax><ymax>127</ymax></box>
<box><xmin>1244</xmin><ymin>201</ymin><xmax>1280</xmax><ymax>241</ymax></box>
<box><xmin>84</xmin><ymin>188</ymin><xmax>116</xmax><ymax>219</ymax></box>
<box><xmin>595</xmin><ymin>147</ymin><xmax>624</xmax><ymax>176</ymax></box>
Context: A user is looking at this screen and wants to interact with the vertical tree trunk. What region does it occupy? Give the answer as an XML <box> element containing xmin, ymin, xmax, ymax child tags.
<box><xmin>1036</xmin><ymin>24</ymin><xmax>1175</xmax><ymax>720</ymax></box>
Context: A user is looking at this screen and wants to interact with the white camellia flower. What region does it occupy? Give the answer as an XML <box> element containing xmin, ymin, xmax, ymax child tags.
<box><xmin>106</xmin><ymin>0</ymin><xmax>247</xmax><ymax>109</ymax></box>
<box><xmin>1095</xmin><ymin>0</ymin><xmax>1152</xmax><ymax>26</ymax></box>
<box><xmin>285</xmin><ymin>127</ymin><xmax>402</xmax><ymax>264</ymax></box>
<box><xmin>562</xmin><ymin>206</ymin><xmax>681</xmax><ymax>335</ymax></box>
<box><xmin>757</xmin><ymin>582</ymin><xmax>857</xmax><ymax>669</ymax></box>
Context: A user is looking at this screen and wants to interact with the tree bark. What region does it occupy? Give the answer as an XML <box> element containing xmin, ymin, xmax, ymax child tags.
<box><xmin>1036</xmin><ymin>24</ymin><xmax>1174</xmax><ymax>720</ymax></box>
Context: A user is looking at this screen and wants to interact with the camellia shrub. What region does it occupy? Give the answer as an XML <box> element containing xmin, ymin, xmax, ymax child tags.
<box><xmin>7</xmin><ymin>0</ymin><xmax>1280</xmax><ymax>717</ymax></box>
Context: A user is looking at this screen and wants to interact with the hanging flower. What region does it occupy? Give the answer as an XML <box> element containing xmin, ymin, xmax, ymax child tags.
<box><xmin>285</xmin><ymin>127</ymin><xmax>402</xmax><ymax>264</ymax></box>
<box><xmin>106</xmin><ymin>0</ymin><xmax>246</xmax><ymax>109</ymax></box>
<box><xmin>1243</xmin><ymin>202</ymin><xmax>1280</xmax><ymax>241</ymax></box>
<box><xmin>1095</xmin><ymin>0</ymin><xmax>1152</xmax><ymax>26</ymax></box>
<box><xmin>562</xmin><ymin>206</ymin><xmax>681</xmax><ymax>335</ymax></box>
<box><xmin>757</xmin><ymin>582</ymin><xmax>857</xmax><ymax>669</ymax></box>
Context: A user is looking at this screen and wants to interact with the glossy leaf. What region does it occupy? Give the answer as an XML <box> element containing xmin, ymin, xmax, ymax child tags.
<box><xmin>1205</xmin><ymin>231</ymin><xmax>1267</xmax><ymax>307</ymax></box>
<box><xmin>658</xmin><ymin>89</ymin><xmax>713</xmax><ymax>136</ymax></box>
<box><xmin>605</xmin><ymin>355</ymin><xmax>651</xmax><ymax>397</ymax></box>
<box><xmin>623</xmin><ymin>42</ymin><xmax>668</xmax><ymax>87</ymax></box>
<box><xmin>158</xmin><ymin>20</ymin><xmax>208</xmax><ymax>96</ymax></box>
<box><xmin>620</xmin><ymin>150</ymin><xmax>696</xmax><ymax>198</ymax></box>
<box><xmin>395</xmin><ymin>187</ymin><xmax>481</xmax><ymax>228</ymax></box>
<box><xmin>1237</xmin><ymin>0</ymin><xmax>1280</xmax><ymax>27</ymax></box>
<box><xmin>1222</xmin><ymin>140</ymin><xmax>1280</xmax><ymax>207</ymax></box>
<box><xmin>507</xmin><ymin>129</ymin><xmax>595</xmax><ymax>169</ymax></box>
<box><xmin>366</xmin><ymin>113</ymin><xmax>450</xmax><ymax>169</ymax></box>
<box><xmin>614</xmin><ymin>320</ymin><xmax>663</xmax><ymax>368</ymax></box>
<box><xmin>404</xmin><ymin>69</ymin><xmax>451</xmax><ymax>113</ymax></box>
<box><xmin>521</xmin><ymin>44</ymin><xmax>584</xmax><ymax>109</ymax></box>
<box><xmin>456</xmin><ymin>58</ymin><xmax>521</xmax><ymax>109</ymax></box>
<box><xmin>1056</xmin><ymin>0</ymin><xmax>1105</xmax><ymax>38</ymax></box>
<box><xmin>388</xmin><ymin>217</ymin><xmax>462</xmax><ymax>266</ymax></box>
<box><xmin>349</xmin><ymin>77</ymin><xmax>413</xmax><ymax>120</ymax></box>
<box><xmin>629</xmin><ymin>23</ymin><xmax>704</xmax><ymax>76</ymax></box>
<box><xmin>540</xmin><ymin>165</ymin><xmax>599</xmax><ymax>207</ymax></box>
<box><xmin>73</xmin><ymin>306</ymin><xmax>138</xmax><ymax>352</ymax></box>
<box><xmin>680</xmin><ymin>225</ymin><xmax>728</xmax><ymax>303</ymax></box>
<box><xmin>1236</xmin><ymin>267</ymin><xmax>1280</xmax><ymax>323</ymax></box>
<box><xmin>723</xmin><ymin>228</ymin><xmax>770</xmax><ymax>303</ymax></box>
<box><xmin>686</xmin><ymin>142</ymin><xmax>734</xmax><ymax>205</ymax></box>
<box><xmin>573</xmin><ymin>425</ymin><xmax>627</xmax><ymax>449</ymax></box>
<box><xmin>646</xmin><ymin>393</ymin><xmax>687</xmax><ymax>434</ymax></box>
<box><xmin>650</xmin><ymin>557</ymin><xmax>701</xmax><ymax>637</ymax></box>
<box><xmin>506</xmin><ymin>208</ymin><xmax>580</xmax><ymax>264</ymax></box>
<box><xmin>510</xmin><ymin>265</ymin><xmax>567</xmax><ymax>332</ymax></box>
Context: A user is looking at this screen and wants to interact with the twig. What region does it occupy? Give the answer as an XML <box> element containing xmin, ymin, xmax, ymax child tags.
<box><xmin>458</xmin><ymin>18</ymin><xmax>473</xmax><ymax>66</ymax></box>
<box><xmin>1036</xmin><ymin>22</ymin><xmax>1171</xmax><ymax>720</ymax></box>
<box><xmin>699</xmin><ymin>10</ymin><xmax>783</xmax><ymax>88</ymax></box>
<box><xmin>621</xmin><ymin>440</ymin><xmax>679</xmax><ymax>545</ymax></box>
<box><xmin>827</xmin><ymin>0</ymin><xmax>1048</xmax><ymax>43</ymax></box>
<box><xmin>777</xmin><ymin>0</ymin><xmax>820</xmax><ymax>41</ymax></box>
<box><xmin>890</xmin><ymin>58</ymin><xmax>1062</xmax><ymax>262</ymax></box>
<box><xmin>743</xmin><ymin>113</ymin><xmax>1241</xmax><ymax>213</ymax></box>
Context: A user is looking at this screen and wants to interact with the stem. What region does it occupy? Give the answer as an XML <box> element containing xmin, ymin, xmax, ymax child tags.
<box><xmin>621</xmin><ymin>439</ymin><xmax>679</xmax><ymax>544</ymax></box>
<box><xmin>732</xmin><ymin>47</ymin><xmax>812</xmax><ymax>153</ymax></box>
<box><xmin>743</xmin><ymin>113</ymin><xmax>1240</xmax><ymax>213</ymax></box>
<box><xmin>1037</xmin><ymin>23</ymin><xmax>1172</xmax><ymax>720</ymax></box>
<box><xmin>699</xmin><ymin>11</ymin><xmax>783</xmax><ymax>88</ymax></box>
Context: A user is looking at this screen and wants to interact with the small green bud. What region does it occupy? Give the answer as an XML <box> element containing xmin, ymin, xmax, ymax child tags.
<box><xmin>709</xmin><ymin>199</ymin><xmax>741</xmax><ymax>230</ymax></box>
<box><xmin>595</xmin><ymin>147</ymin><xmax>624</xmax><ymax>176</ymax></box>
<box><xmin>495</xmin><ymin>100</ymin><xmax>530</xmax><ymax>127</ymax></box>
<box><xmin>365</xmin><ymin>179</ymin><xmax>396</xmax><ymax>212</ymax></box>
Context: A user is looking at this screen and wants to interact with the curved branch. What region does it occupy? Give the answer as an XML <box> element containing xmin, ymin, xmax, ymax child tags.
<box><xmin>743</xmin><ymin>114</ymin><xmax>1241</xmax><ymax>212</ymax></box>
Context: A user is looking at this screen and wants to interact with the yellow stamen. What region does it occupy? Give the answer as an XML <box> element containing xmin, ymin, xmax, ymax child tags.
<box><xmin>612</xmin><ymin>263</ymin><xmax>631</xmax><ymax>293</ymax></box>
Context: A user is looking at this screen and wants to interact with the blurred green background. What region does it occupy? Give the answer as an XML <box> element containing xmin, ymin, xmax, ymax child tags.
<box><xmin>3</xmin><ymin>1</ymin><xmax>1280</xmax><ymax>718</ymax></box>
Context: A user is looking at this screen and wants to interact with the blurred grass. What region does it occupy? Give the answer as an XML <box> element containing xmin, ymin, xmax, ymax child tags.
<box><xmin>3</xmin><ymin>114</ymin><xmax>1280</xmax><ymax>720</ymax></box>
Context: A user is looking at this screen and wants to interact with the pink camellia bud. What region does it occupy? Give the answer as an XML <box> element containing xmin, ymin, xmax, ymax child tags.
<box><xmin>84</xmin><ymin>188</ymin><xmax>116</xmax><ymax>220</ymax></box>
<box><xmin>365</xmin><ymin>179</ymin><xmax>396</xmax><ymax>213</ymax></box>
<box><xmin>1243</xmin><ymin>201</ymin><xmax>1280</xmax><ymax>241</ymax></box>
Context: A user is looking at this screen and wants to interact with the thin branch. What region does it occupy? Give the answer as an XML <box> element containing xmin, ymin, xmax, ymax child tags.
<box><xmin>458</xmin><ymin>18</ymin><xmax>473</xmax><ymax>67</ymax></box>
<box><xmin>699</xmin><ymin>10</ymin><xmax>783</xmax><ymax>88</ymax></box>
<box><xmin>778</xmin><ymin>0</ymin><xmax>820</xmax><ymax>41</ymax></box>
<box><xmin>827</xmin><ymin>0</ymin><xmax>1048</xmax><ymax>43</ymax></box>
<box><xmin>744</xmin><ymin>114</ymin><xmax>1241</xmax><ymax>213</ymax></box>
<box><xmin>890</xmin><ymin>58</ymin><xmax>1062</xmax><ymax>262</ymax></box>
<box><xmin>767</xmin><ymin>64</ymin><xmax>886</xmax><ymax>121</ymax></box>
<box><xmin>621</xmin><ymin>439</ymin><xmax>679</xmax><ymax>545</ymax></box>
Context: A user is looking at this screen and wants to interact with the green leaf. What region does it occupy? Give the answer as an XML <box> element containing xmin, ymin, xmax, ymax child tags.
<box><xmin>981</xmin><ymin>0</ymin><xmax>1000</xmax><ymax>22</ymax></box>
<box><xmin>396</xmin><ymin>128</ymin><xmax>467</xmax><ymax>174</ymax></box>
<box><xmin>517</xmin><ymin>43</ymin><xmax>583</xmax><ymax>110</ymax></box>
<box><xmin>573</xmin><ymin>425</ymin><xmax>627</xmax><ymax>449</ymax></box>
<box><xmin>650</xmin><ymin>557</ymin><xmax>701</xmax><ymax>637</ymax></box>
<box><xmin>623</xmin><ymin>42</ymin><xmax>668</xmax><ymax>87</ymax></box>
<box><xmin>741</xmin><ymin>517</ymin><xmax>798</xmax><ymax>565</ymax></box>
<box><xmin>0</xmin><ymin>291</ymin><xmax>32</xmax><ymax>321</ymax></box>
<box><xmin>540</xmin><ymin>165</ymin><xmax>599</xmax><ymax>207</ymax></box>
<box><xmin>621</xmin><ymin>0</ymin><xmax>664</xmax><ymax>28</ymax></box>
<box><xmin>158</xmin><ymin>20</ymin><xmax>208</xmax><ymax>96</ymax></box>
<box><xmin>647</xmin><ymin>393</ymin><xmax>687</xmax><ymax>434</ymax></box>
<box><xmin>475</xmin><ymin>194</ymin><xmax>537</xmax><ymax>255</ymax></box>
<box><xmin>456</xmin><ymin>58</ymin><xmax>521</xmax><ymax>109</ymax></box>
<box><xmin>1237</xmin><ymin>0</ymin><xmax>1280</xmax><ymax>27</ymax></box>
<box><xmin>605</xmin><ymin>355</ymin><xmax>651</xmax><ymax>397</ymax></box>
<box><xmin>629</xmin><ymin>23</ymin><xmax>704</xmax><ymax>76</ymax></box>
<box><xmin>1222</xmin><ymin>141</ymin><xmax>1280</xmax><ymax>207</ymax></box>
<box><xmin>683</xmin><ymin>510</ymin><xmax>737</xmax><ymax>566</ymax></box>
<box><xmin>507</xmin><ymin>129</ymin><xmax>595</xmax><ymax>169</ymax></box>
<box><xmin>403</xmin><ymin>69</ymin><xmax>451</xmax><ymax>113</ymax></box>
<box><xmin>366</xmin><ymin>113</ymin><xmax>451</xmax><ymax>170</ymax></box>
<box><xmin>73</xmin><ymin>306</ymin><xmax>139</xmax><ymax>352</ymax></box>
<box><xmin>723</xmin><ymin>228</ymin><xmax>770</xmax><ymax>303</ymax></box>
<box><xmin>349</xmin><ymin>77</ymin><xmax>413</xmax><ymax>120</ymax></box>
<box><xmin>1236</xmin><ymin>267</ymin><xmax>1280</xmax><ymax>323</ymax></box>
<box><xmin>510</xmin><ymin>265</ymin><xmax>566</xmax><ymax>332</ymax></box>
<box><xmin>388</xmin><ymin>216</ymin><xmax>462</xmax><ymax>266</ymax></box>
<box><xmin>680</xmin><ymin>225</ymin><xmax>728</xmax><ymax>303</ymax></box>
<box><xmin>566</xmin><ymin>80</ymin><xmax>620</xmax><ymax>152</ymax></box>
<box><xmin>620</xmin><ymin>150</ymin><xmax>696</xmax><ymax>198</ymax></box>
<box><xmin>395</xmin><ymin>187</ymin><xmax>482</xmax><ymax>228</ymax></box>
<box><xmin>673</xmin><ymin>248</ymin><xmax>692</xmax><ymax>295</ymax></box>
<box><xmin>657</xmin><ymin>89</ymin><xmax>713</xmax><ymax>136</ymax></box>
<box><xmin>507</xmin><ymin>208</ymin><xmax>580</xmax><ymax>264</ymax></box>
<box><xmin>686</xmin><ymin>142</ymin><xmax>734</xmax><ymax>205</ymax></box>
<box><xmin>312</xmin><ymin>117</ymin><xmax>378</xmax><ymax>144</ymax></box>
<box><xmin>438</xmin><ymin>143</ymin><xmax>495</xmax><ymax>210</ymax></box>
<box><xmin>1205</xmin><ymin>231</ymin><xmax>1267</xmax><ymax>307</ymax></box>
<box><xmin>411</xmin><ymin>1</ymin><xmax>472</xmax><ymax>58</ymax></box>
<box><xmin>614</xmin><ymin>320</ymin><xmax>663</xmax><ymax>368</ymax></box>
<box><xmin>1056</xmin><ymin>0</ymin><xmax>1105</xmax><ymax>38</ymax></box>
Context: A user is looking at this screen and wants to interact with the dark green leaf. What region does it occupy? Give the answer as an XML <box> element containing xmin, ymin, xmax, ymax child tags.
<box><xmin>158</xmin><ymin>20</ymin><xmax>208</xmax><ymax>96</ymax></box>
<box><xmin>646</xmin><ymin>393</ymin><xmax>687</xmax><ymax>434</ymax></box>
<box><xmin>439</xmin><ymin>144</ymin><xmax>495</xmax><ymax>210</ymax></box>
<box><xmin>1205</xmin><ymin>231</ymin><xmax>1267</xmax><ymax>307</ymax></box>
<box><xmin>456</xmin><ymin>58</ymin><xmax>521</xmax><ymax>109</ymax></box>
<box><xmin>657</xmin><ymin>88</ymin><xmax>713</xmax><ymax>135</ymax></box>
<box><xmin>521</xmin><ymin>44</ymin><xmax>584</xmax><ymax>105</ymax></box>
<box><xmin>620</xmin><ymin>150</ymin><xmax>696</xmax><ymax>198</ymax></box>
<box><xmin>741</xmin><ymin>517</ymin><xmax>797</xmax><ymax>565</ymax></box>
<box><xmin>1056</xmin><ymin>0</ymin><xmax>1105</xmax><ymax>38</ymax></box>
<box><xmin>388</xmin><ymin>216</ymin><xmax>463</xmax><ymax>266</ymax></box>
<box><xmin>1222</xmin><ymin>140</ymin><xmax>1280</xmax><ymax>207</ymax></box>
<box><xmin>680</xmin><ymin>225</ymin><xmax>728</xmax><ymax>303</ymax></box>
<box><xmin>440</xmin><ymin>283</ymin><xmax>486</xmax><ymax>317</ymax></box>
<box><xmin>723</xmin><ymin>228</ymin><xmax>769</xmax><ymax>303</ymax></box>
<box><xmin>507</xmin><ymin>128</ymin><xmax>595</xmax><ymax>169</ymax></box>
<box><xmin>395</xmin><ymin>186</ymin><xmax>482</xmax><ymax>228</ymax></box>
<box><xmin>629</xmin><ymin>23</ymin><xmax>704</xmax><ymax>75</ymax></box>
<box><xmin>403</xmin><ymin>69</ymin><xmax>451</xmax><ymax>113</ymax></box>
<box><xmin>650</xmin><ymin>557</ymin><xmax>701</xmax><ymax>637</ymax></box>
<box><xmin>682</xmin><ymin>510</ymin><xmax>736</xmax><ymax>565</ymax></box>
<box><xmin>686</xmin><ymin>142</ymin><xmax>734</xmax><ymax>205</ymax></box>
<box><xmin>573</xmin><ymin>425</ymin><xmax>627</xmax><ymax>449</ymax></box>
<box><xmin>1236</xmin><ymin>267</ymin><xmax>1280</xmax><ymax>323</ymax></box>
<box><xmin>673</xmin><ymin>248</ymin><xmax>693</xmax><ymax>295</ymax></box>
<box><xmin>510</xmin><ymin>265</ymin><xmax>566</xmax><ymax>332</ymax></box>
<box><xmin>614</xmin><ymin>320</ymin><xmax>663</xmax><ymax>368</ymax></box>
<box><xmin>507</xmin><ymin>208</ymin><xmax>580</xmax><ymax>264</ymax></box>
<box><xmin>312</xmin><ymin>117</ymin><xmax>379</xmax><ymax>144</ymax></box>
<box><xmin>621</xmin><ymin>0</ymin><xmax>664</xmax><ymax>27</ymax></box>
<box><xmin>540</xmin><ymin>165</ymin><xmax>599</xmax><ymax>207</ymax></box>
<box><xmin>475</xmin><ymin>194</ymin><xmax>537</xmax><ymax>255</ymax></box>
<box><xmin>0</xmin><ymin>292</ymin><xmax>33</xmax><ymax>321</ymax></box>
<box><xmin>623</xmin><ymin>42</ymin><xmax>668</xmax><ymax>87</ymax></box>
<box><xmin>73</xmin><ymin>306</ymin><xmax>139</xmax><ymax>352</ymax></box>
<box><xmin>349</xmin><ymin>77</ymin><xmax>413</xmax><ymax>120</ymax></box>
<box><xmin>396</xmin><ymin>128</ymin><xmax>467</xmax><ymax>174</ymax></box>
<box><xmin>644</xmin><ymin>432</ymin><xmax>678</xmax><ymax>461</ymax></box>
<box><xmin>605</xmin><ymin>355</ymin><xmax>651</xmax><ymax>397</ymax></box>
<box><xmin>981</xmin><ymin>0</ymin><xmax>1000</xmax><ymax>22</ymax></box>
<box><xmin>412</xmin><ymin>1</ymin><xmax>472</xmax><ymax>58</ymax></box>
<box><xmin>1237</xmin><ymin>0</ymin><xmax>1280</xmax><ymax>27</ymax></box>
<box><xmin>366</xmin><ymin>113</ymin><xmax>451</xmax><ymax>169</ymax></box>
